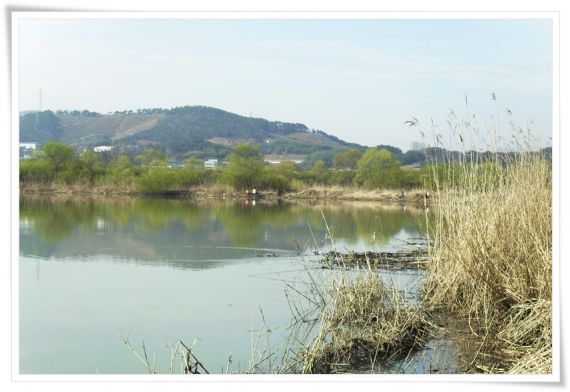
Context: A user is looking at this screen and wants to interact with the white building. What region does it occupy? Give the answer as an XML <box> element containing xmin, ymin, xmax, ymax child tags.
<box><xmin>204</xmin><ymin>159</ymin><xmax>219</xmax><ymax>169</ymax></box>
<box><xmin>19</xmin><ymin>142</ymin><xmax>38</xmax><ymax>150</ymax></box>
<box><xmin>263</xmin><ymin>154</ymin><xmax>306</xmax><ymax>165</ymax></box>
<box><xmin>94</xmin><ymin>145</ymin><xmax>113</xmax><ymax>153</ymax></box>
<box><xmin>19</xmin><ymin>142</ymin><xmax>38</xmax><ymax>160</ymax></box>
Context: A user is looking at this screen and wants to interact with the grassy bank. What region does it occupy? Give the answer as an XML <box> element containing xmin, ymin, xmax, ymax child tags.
<box><xmin>19</xmin><ymin>181</ymin><xmax>258</xmax><ymax>198</ymax></box>
<box><xmin>19</xmin><ymin>181</ymin><xmax>429</xmax><ymax>203</ymax></box>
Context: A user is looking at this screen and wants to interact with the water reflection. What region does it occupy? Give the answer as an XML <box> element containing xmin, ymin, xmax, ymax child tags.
<box><xmin>20</xmin><ymin>196</ymin><xmax>426</xmax><ymax>270</ymax></box>
<box><xmin>19</xmin><ymin>195</ymin><xmax>431</xmax><ymax>374</ymax></box>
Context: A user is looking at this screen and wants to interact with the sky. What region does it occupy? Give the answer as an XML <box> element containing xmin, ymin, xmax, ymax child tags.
<box><xmin>18</xmin><ymin>18</ymin><xmax>553</xmax><ymax>150</ymax></box>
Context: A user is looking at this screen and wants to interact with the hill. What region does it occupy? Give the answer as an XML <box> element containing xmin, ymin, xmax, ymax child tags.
<box><xmin>21</xmin><ymin>106</ymin><xmax>548</xmax><ymax>167</ymax></box>
<box><xmin>19</xmin><ymin>106</ymin><xmax>359</xmax><ymax>160</ymax></box>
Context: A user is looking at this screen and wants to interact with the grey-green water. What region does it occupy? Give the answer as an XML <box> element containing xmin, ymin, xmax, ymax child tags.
<box><xmin>19</xmin><ymin>196</ymin><xmax>429</xmax><ymax>374</ymax></box>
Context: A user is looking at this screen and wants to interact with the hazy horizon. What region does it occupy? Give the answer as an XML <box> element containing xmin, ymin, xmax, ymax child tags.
<box><xmin>19</xmin><ymin>18</ymin><xmax>553</xmax><ymax>150</ymax></box>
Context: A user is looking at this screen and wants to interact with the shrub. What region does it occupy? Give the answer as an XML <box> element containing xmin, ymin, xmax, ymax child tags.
<box><xmin>177</xmin><ymin>168</ymin><xmax>214</xmax><ymax>188</ymax></box>
<box><xmin>220</xmin><ymin>145</ymin><xmax>264</xmax><ymax>190</ymax></box>
<box><xmin>20</xmin><ymin>159</ymin><xmax>55</xmax><ymax>182</ymax></box>
<box><xmin>329</xmin><ymin>169</ymin><xmax>355</xmax><ymax>187</ymax></box>
<box><xmin>135</xmin><ymin>167</ymin><xmax>181</xmax><ymax>193</ymax></box>
<box><xmin>354</xmin><ymin>149</ymin><xmax>401</xmax><ymax>189</ymax></box>
<box><xmin>107</xmin><ymin>155</ymin><xmax>135</xmax><ymax>185</ymax></box>
<box><xmin>258</xmin><ymin>168</ymin><xmax>292</xmax><ymax>194</ymax></box>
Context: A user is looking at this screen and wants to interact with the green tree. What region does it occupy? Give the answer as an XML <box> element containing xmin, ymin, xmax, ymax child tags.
<box><xmin>332</xmin><ymin>148</ymin><xmax>361</xmax><ymax>170</ymax></box>
<box><xmin>375</xmin><ymin>144</ymin><xmax>403</xmax><ymax>160</ymax></box>
<box><xmin>355</xmin><ymin>149</ymin><xmax>401</xmax><ymax>189</ymax></box>
<box><xmin>39</xmin><ymin>141</ymin><xmax>73</xmax><ymax>176</ymax></box>
<box><xmin>184</xmin><ymin>155</ymin><xmax>203</xmax><ymax>170</ymax></box>
<box><xmin>259</xmin><ymin>168</ymin><xmax>291</xmax><ymax>194</ymax></box>
<box><xmin>330</xmin><ymin>169</ymin><xmax>355</xmax><ymax>186</ymax></box>
<box><xmin>221</xmin><ymin>144</ymin><xmax>264</xmax><ymax>189</ymax></box>
<box><xmin>178</xmin><ymin>167</ymin><xmax>214</xmax><ymax>188</ymax></box>
<box><xmin>136</xmin><ymin>148</ymin><xmax>167</xmax><ymax>167</ymax></box>
<box><xmin>307</xmin><ymin>160</ymin><xmax>329</xmax><ymax>185</ymax></box>
<box><xmin>272</xmin><ymin>161</ymin><xmax>301</xmax><ymax>180</ymax></box>
<box><xmin>258</xmin><ymin>161</ymin><xmax>301</xmax><ymax>194</ymax></box>
<box><xmin>135</xmin><ymin>168</ymin><xmax>180</xmax><ymax>193</ymax></box>
<box><xmin>77</xmin><ymin>150</ymin><xmax>104</xmax><ymax>184</ymax></box>
<box><xmin>399</xmin><ymin>169</ymin><xmax>421</xmax><ymax>188</ymax></box>
<box><xmin>108</xmin><ymin>155</ymin><xmax>135</xmax><ymax>184</ymax></box>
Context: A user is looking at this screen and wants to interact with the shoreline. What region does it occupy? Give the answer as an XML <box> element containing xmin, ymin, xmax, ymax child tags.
<box><xmin>19</xmin><ymin>183</ymin><xmax>430</xmax><ymax>204</ymax></box>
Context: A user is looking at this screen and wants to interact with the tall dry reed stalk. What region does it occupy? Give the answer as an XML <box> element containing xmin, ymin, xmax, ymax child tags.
<box><xmin>422</xmin><ymin>129</ymin><xmax>552</xmax><ymax>373</ymax></box>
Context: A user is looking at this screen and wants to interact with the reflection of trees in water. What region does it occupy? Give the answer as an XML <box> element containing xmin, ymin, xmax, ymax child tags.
<box><xmin>130</xmin><ymin>199</ymin><xmax>211</xmax><ymax>234</ymax></box>
<box><xmin>99</xmin><ymin>200</ymin><xmax>135</xmax><ymax>228</ymax></box>
<box><xmin>20</xmin><ymin>196</ymin><xmax>427</xmax><ymax>250</ymax></box>
<box><xmin>215</xmin><ymin>202</ymin><xmax>304</xmax><ymax>247</ymax></box>
<box><xmin>305</xmin><ymin>207</ymin><xmax>424</xmax><ymax>246</ymax></box>
<box><xmin>353</xmin><ymin>208</ymin><xmax>423</xmax><ymax>245</ymax></box>
<box><xmin>20</xmin><ymin>197</ymin><xmax>99</xmax><ymax>242</ymax></box>
<box><xmin>20</xmin><ymin>197</ymin><xmax>217</xmax><ymax>238</ymax></box>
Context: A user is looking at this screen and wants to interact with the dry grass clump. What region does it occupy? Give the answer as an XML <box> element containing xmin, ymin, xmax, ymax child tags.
<box><xmin>498</xmin><ymin>300</ymin><xmax>552</xmax><ymax>373</ymax></box>
<box><xmin>302</xmin><ymin>271</ymin><xmax>431</xmax><ymax>373</ymax></box>
<box><xmin>423</xmin><ymin>151</ymin><xmax>552</xmax><ymax>373</ymax></box>
<box><xmin>20</xmin><ymin>179</ymin><xmax>138</xmax><ymax>195</ymax></box>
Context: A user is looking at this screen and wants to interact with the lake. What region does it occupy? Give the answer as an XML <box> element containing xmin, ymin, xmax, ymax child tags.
<box><xmin>19</xmin><ymin>195</ymin><xmax>430</xmax><ymax>374</ymax></box>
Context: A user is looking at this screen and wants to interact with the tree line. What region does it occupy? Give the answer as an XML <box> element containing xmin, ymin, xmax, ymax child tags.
<box><xmin>20</xmin><ymin>142</ymin><xmax>460</xmax><ymax>194</ymax></box>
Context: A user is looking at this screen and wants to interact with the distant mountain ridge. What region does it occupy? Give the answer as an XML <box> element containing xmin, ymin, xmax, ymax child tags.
<box><xmin>18</xmin><ymin>106</ymin><xmax>551</xmax><ymax>167</ymax></box>
<box><xmin>19</xmin><ymin>106</ymin><xmax>360</xmax><ymax>160</ymax></box>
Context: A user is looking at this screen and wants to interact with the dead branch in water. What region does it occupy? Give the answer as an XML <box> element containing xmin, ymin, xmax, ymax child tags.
<box><xmin>321</xmin><ymin>249</ymin><xmax>428</xmax><ymax>270</ymax></box>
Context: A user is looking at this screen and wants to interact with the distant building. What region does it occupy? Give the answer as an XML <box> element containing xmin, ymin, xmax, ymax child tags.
<box><xmin>204</xmin><ymin>159</ymin><xmax>219</xmax><ymax>169</ymax></box>
<box><xmin>401</xmin><ymin>163</ymin><xmax>422</xmax><ymax>170</ymax></box>
<box><xmin>94</xmin><ymin>145</ymin><xmax>113</xmax><ymax>153</ymax></box>
<box><xmin>20</xmin><ymin>142</ymin><xmax>38</xmax><ymax>150</ymax></box>
<box><xmin>263</xmin><ymin>154</ymin><xmax>306</xmax><ymax>165</ymax></box>
<box><xmin>19</xmin><ymin>142</ymin><xmax>38</xmax><ymax>160</ymax></box>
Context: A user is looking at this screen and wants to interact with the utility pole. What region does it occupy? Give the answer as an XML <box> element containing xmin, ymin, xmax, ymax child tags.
<box><xmin>39</xmin><ymin>88</ymin><xmax>43</xmax><ymax>112</ymax></box>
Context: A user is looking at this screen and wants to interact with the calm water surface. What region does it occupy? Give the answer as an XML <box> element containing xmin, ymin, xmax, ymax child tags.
<box><xmin>19</xmin><ymin>196</ymin><xmax>427</xmax><ymax>374</ymax></box>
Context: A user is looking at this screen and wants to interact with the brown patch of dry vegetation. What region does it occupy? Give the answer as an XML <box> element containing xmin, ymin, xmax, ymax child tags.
<box><xmin>20</xmin><ymin>180</ymin><xmax>137</xmax><ymax>195</ymax></box>
<box><xmin>301</xmin><ymin>271</ymin><xmax>432</xmax><ymax>373</ymax></box>
<box><xmin>423</xmin><ymin>152</ymin><xmax>552</xmax><ymax>374</ymax></box>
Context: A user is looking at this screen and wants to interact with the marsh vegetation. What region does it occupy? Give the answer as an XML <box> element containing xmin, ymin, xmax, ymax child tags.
<box><xmin>19</xmin><ymin>106</ymin><xmax>552</xmax><ymax>375</ymax></box>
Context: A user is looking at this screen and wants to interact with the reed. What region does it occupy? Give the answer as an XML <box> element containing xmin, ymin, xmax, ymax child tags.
<box><xmin>299</xmin><ymin>267</ymin><xmax>431</xmax><ymax>374</ymax></box>
<box><xmin>422</xmin><ymin>144</ymin><xmax>552</xmax><ymax>373</ymax></box>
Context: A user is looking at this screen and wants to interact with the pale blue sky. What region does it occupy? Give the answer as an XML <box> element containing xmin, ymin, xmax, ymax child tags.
<box><xmin>19</xmin><ymin>18</ymin><xmax>553</xmax><ymax>150</ymax></box>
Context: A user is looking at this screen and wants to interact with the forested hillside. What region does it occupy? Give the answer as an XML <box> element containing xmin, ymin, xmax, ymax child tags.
<box><xmin>19</xmin><ymin>106</ymin><xmax>360</xmax><ymax>160</ymax></box>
